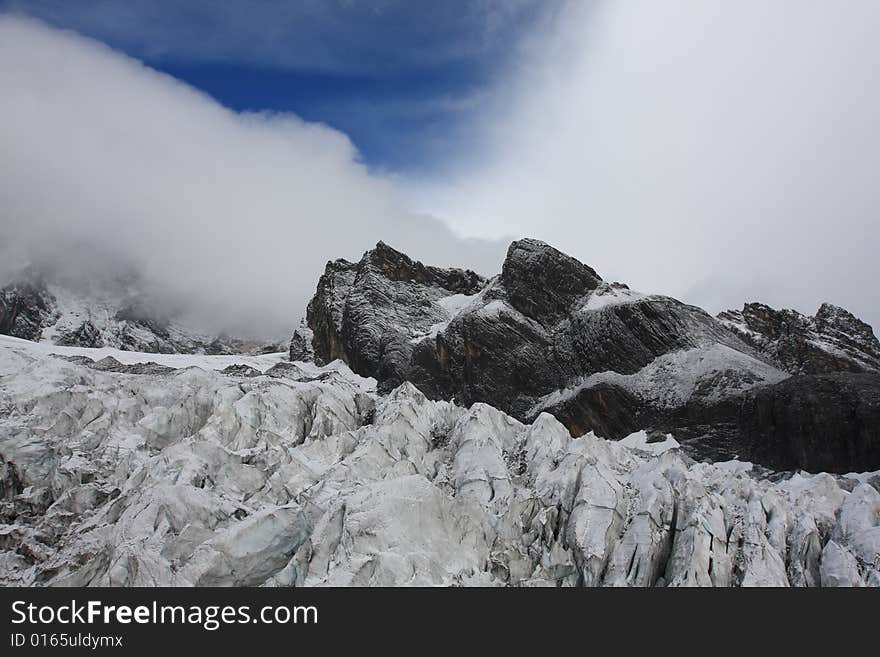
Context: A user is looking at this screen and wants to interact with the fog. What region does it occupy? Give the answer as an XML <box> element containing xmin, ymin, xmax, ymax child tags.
<box><xmin>421</xmin><ymin>0</ymin><xmax>880</xmax><ymax>328</ymax></box>
<box><xmin>0</xmin><ymin>16</ymin><xmax>506</xmax><ymax>337</ymax></box>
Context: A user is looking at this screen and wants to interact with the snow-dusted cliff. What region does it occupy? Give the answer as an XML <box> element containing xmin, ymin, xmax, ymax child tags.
<box><xmin>300</xmin><ymin>240</ymin><xmax>880</xmax><ymax>473</ymax></box>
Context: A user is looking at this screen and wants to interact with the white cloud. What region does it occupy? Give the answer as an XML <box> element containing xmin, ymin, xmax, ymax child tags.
<box><xmin>4</xmin><ymin>4</ymin><xmax>878</xmax><ymax>339</ymax></box>
<box><xmin>0</xmin><ymin>16</ymin><xmax>505</xmax><ymax>336</ymax></box>
<box><xmin>421</xmin><ymin>0</ymin><xmax>880</xmax><ymax>328</ymax></box>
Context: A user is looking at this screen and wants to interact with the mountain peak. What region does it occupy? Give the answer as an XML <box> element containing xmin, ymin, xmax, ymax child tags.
<box><xmin>718</xmin><ymin>301</ymin><xmax>880</xmax><ymax>375</ymax></box>
<box><xmin>501</xmin><ymin>238</ymin><xmax>602</xmax><ymax>323</ymax></box>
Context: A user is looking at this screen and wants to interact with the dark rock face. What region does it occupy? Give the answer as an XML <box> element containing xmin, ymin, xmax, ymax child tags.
<box><xmin>418</xmin><ymin>289</ymin><xmax>767</xmax><ymax>422</ymax></box>
<box><xmin>544</xmin><ymin>381</ymin><xmax>647</xmax><ymax>441</ymax></box>
<box><xmin>0</xmin><ymin>458</ymin><xmax>24</xmax><ymax>502</ymax></box>
<box><xmin>712</xmin><ymin>300</ymin><xmax>880</xmax><ymax>471</ymax></box>
<box><xmin>500</xmin><ymin>238</ymin><xmax>602</xmax><ymax>325</ymax></box>
<box><xmin>288</xmin><ymin>321</ymin><xmax>315</xmax><ymax>362</ymax></box>
<box><xmin>307</xmin><ymin>259</ymin><xmax>359</xmax><ymax>366</ymax></box>
<box><xmin>718</xmin><ymin>302</ymin><xmax>880</xmax><ymax>374</ymax></box>
<box><xmin>735</xmin><ymin>373</ymin><xmax>880</xmax><ymax>473</ymax></box>
<box><xmin>221</xmin><ymin>364</ymin><xmax>262</xmax><ymax>377</ymax></box>
<box><xmin>54</xmin><ymin>320</ymin><xmax>104</xmax><ymax>348</ymax></box>
<box><xmin>0</xmin><ymin>457</ymin><xmax>24</xmax><ymax>525</ymax></box>
<box><xmin>302</xmin><ymin>239</ymin><xmax>880</xmax><ymax>473</ymax></box>
<box><xmin>306</xmin><ymin>241</ymin><xmax>485</xmax><ymax>390</ymax></box>
<box><xmin>0</xmin><ymin>281</ymin><xmax>58</xmax><ymax>341</ymax></box>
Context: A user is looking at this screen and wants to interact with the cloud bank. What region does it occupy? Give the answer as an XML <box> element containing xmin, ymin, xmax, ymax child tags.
<box><xmin>0</xmin><ymin>16</ymin><xmax>506</xmax><ymax>336</ymax></box>
<box><xmin>422</xmin><ymin>0</ymin><xmax>880</xmax><ymax>328</ymax></box>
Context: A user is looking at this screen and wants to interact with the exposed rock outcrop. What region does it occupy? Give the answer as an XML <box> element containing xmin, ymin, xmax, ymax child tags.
<box><xmin>306</xmin><ymin>240</ymin><xmax>485</xmax><ymax>388</ymax></box>
<box><xmin>289</xmin><ymin>320</ymin><xmax>315</xmax><ymax>362</ymax></box>
<box><xmin>0</xmin><ymin>279</ymin><xmax>59</xmax><ymax>341</ymax></box>
<box><xmin>735</xmin><ymin>373</ymin><xmax>880</xmax><ymax>473</ymax></box>
<box><xmin>718</xmin><ymin>302</ymin><xmax>880</xmax><ymax>375</ymax></box>
<box><xmin>302</xmin><ymin>240</ymin><xmax>880</xmax><ymax>473</ymax></box>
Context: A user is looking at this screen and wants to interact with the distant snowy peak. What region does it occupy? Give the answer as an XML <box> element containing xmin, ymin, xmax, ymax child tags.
<box><xmin>0</xmin><ymin>275</ymin><xmax>278</xmax><ymax>355</ymax></box>
<box><xmin>718</xmin><ymin>302</ymin><xmax>880</xmax><ymax>375</ymax></box>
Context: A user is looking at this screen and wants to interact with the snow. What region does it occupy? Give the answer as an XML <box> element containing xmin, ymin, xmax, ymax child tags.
<box><xmin>580</xmin><ymin>284</ymin><xmax>652</xmax><ymax>312</ymax></box>
<box><xmin>618</xmin><ymin>430</ymin><xmax>680</xmax><ymax>455</ymax></box>
<box><xmin>717</xmin><ymin>316</ymin><xmax>764</xmax><ymax>341</ymax></box>
<box><xmin>38</xmin><ymin>283</ymin><xmax>175</xmax><ymax>345</ymax></box>
<box><xmin>0</xmin><ymin>334</ymin><xmax>376</xmax><ymax>393</ymax></box>
<box><xmin>530</xmin><ymin>343</ymin><xmax>789</xmax><ymax>415</ymax></box>
<box><xmin>436</xmin><ymin>292</ymin><xmax>477</xmax><ymax>316</ymax></box>
<box><xmin>478</xmin><ymin>299</ymin><xmax>508</xmax><ymax>318</ymax></box>
<box><xmin>409</xmin><ymin>291</ymin><xmax>481</xmax><ymax>343</ymax></box>
<box><xmin>0</xmin><ymin>333</ymin><xmax>288</xmax><ymax>373</ymax></box>
<box><xmin>806</xmin><ymin>337</ymin><xmax>850</xmax><ymax>360</ymax></box>
<box><xmin>0</xmin><ymin>340</ymin><xmax>877</xmax><ymax>587</ymax></box>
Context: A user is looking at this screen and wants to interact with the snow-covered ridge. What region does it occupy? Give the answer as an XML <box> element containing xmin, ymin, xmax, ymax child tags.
<box><xmin>530</xmin><ymin>343</ymin><xmax>790</xmax><ymax>417</ymax></box>
<box><xmin>0</xmin><ymin>334</ymin><xmax>289</xmax><ymax>376</ymax></box>
<box><xmin>579</xmin><ymin>282</ymin><xmax>655</xmax><ymax>312</ymax></box>
<box><xmin>717</xmin><ymin>302</ymin><xmax>880</xmax><ymax>375</ymax></box>
<box><xmin>409</xmin><ymin>279</ymin><xmax>665</xmax><ymax>346</ymax></box>
<box><xmin>1</xmin><ymin>338</ymin><xmax>876</xmax><ymax>587</ymax></box>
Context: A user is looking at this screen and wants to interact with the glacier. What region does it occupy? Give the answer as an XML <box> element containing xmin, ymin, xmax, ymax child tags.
<box><xmin>1</xmin><ymin>335</ymin><xmax>877</xmax><ymax>587</ymax></box>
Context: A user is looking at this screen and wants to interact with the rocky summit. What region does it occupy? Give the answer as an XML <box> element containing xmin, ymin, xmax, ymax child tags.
<box><xmin>718</xmin><ymin>302</ymin><xmax>880</xmax><ymax>375</ymax></box>
<box><xmin>300</xmin><ymin>239</ymin><xmax>880</xmax><ymax>473</ymax></box>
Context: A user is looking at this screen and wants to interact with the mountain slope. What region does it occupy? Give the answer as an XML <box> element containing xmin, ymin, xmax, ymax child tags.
<box><xmin>299</xmin><ymin>239</ymin><xmax>880</xmax><ymax>472</ymax></box>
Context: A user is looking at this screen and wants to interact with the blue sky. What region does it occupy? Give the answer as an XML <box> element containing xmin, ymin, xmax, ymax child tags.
<box><xmin>0</xmin><ymin>0</ymin><xmax>557</xmax><ymax>172</ymax></box>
